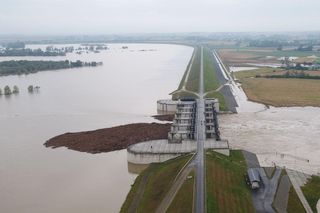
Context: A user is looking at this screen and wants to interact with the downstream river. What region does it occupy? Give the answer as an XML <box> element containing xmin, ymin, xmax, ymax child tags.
<box><xmin>0</xmin><ymin>44</ymin><xmax>193</xmax><ymax>213</ymax></box>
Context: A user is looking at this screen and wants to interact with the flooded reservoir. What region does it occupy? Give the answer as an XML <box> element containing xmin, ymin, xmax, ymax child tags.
<box><xmin>0</xmin><ymin>44</ymin><xmax>193</xmax><ymax>213</ymax></box>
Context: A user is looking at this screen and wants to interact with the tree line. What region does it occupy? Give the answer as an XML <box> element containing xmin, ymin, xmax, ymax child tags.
<box><xmin>0</xmin><ymin>60</ymin><xmax>103</xmax><ymax>76</ymax></box>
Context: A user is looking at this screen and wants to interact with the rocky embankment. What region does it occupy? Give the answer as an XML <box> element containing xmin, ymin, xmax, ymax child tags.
<box><xmin>44</xmin><ymin>123</ymin><xmax>170</xmax><ymax>154</ymax></box>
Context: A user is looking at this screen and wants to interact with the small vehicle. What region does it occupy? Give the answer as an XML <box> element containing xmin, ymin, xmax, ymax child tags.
<box><xmin>245</xmin><ymin>168</ymin><xmax>261</xmax><ymax>190</ymax></box>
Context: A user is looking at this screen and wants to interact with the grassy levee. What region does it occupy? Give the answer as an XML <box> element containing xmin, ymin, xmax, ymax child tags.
<box><xmin>273</xmin><ymin>170</ymin><xmax>306</xmax><ymax>213</ymax></box>
<box><xmin>203</xmin><ymin>47</ymin><xmax>227</xmax><ymax>111</ymax></box>
<box><xmin>172</xmin><ymin>90</ymin><xmax>198</xmax><ymax>100</ymax></box>
<box><xmin>177</xmin><ymin>47</ymin><xmax>196</xmax><ymax>90</ymax></box>
<box><xmin>301</xmin><ymin>175</ymin><xmax>320</xmax><ymax>212</ymax></box>
<box><xmin>167</xmin><ymin>170</ymin><xmax>195</xmax><ymax>213</ymax></box>
<box><xmin>120</xmin><ymin>154</ymin><xmax>192</xmax><ymax>213</ymax></box>
<box><xmin>185</xmin><ymin>47</ymin><xmax>200</xmax><ymax>93</ymax></box>
<box><xmin>235</xmin><ymin>69</ymin><xmax>320</xmax><ymax>107</ymax></box>
<box><xmin>205</xmin><ymin>91</ymin><xmax>227</xmax><ymax>111</ymax></box>
<box><xmin>287</xmin><ymin>186</ymin><xmax>306</xmax><ymax>213</ymax></box>
<box><xmin>206</xmin><ymin>150</ymin><xmax>255</xmax><ymax>213</ymax></box>
<box><xmin>203</xmin><ymin>47</ymin><xmax>220</xmax><ymax>92</ymax></box>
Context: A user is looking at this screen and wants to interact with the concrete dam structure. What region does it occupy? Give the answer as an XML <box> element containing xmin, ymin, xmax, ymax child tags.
<box><xmin>127</xmin><ymin>98</ymin><xmax>229</xmax><ymax>165</ymax></box>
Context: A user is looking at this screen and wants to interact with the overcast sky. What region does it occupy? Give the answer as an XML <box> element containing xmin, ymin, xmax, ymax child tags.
<box><xmin>1</xmin><ymin>0</ymin><xmax>320</xmax><ymax>35</ymax></box>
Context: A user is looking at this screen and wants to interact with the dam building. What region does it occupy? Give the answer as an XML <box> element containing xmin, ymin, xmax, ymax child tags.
<box><xmin>157</xmin><ymin>98</ymin><xmax>219</xmax><ymax>115</ymax></box>
<box><xmin>168</xmin><ymin>100</ymin><xmax>197</xmax><ymax>143</ymax></box>
<box><xmin>205</xmin><ymin>99</ymin><xmax>221</xmax><ymax>140</ymax></box>
<box><xmin>127</xmin><ymin>98</ymin><xmax>229</xmax><ymax>164</ymax></box>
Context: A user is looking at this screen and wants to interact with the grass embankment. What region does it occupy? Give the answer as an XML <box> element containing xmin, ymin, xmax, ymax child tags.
<box><xmin>301</xmin><ymin>175</ymin><xmax>320</xmax><ymax>212</ymax></box>
<box><xmin>173</xmin><ymin>46</ymin><xmax>227</xmax><ymax>110</ymax></box>
<box><xmin>167</xmin><ymin>170</ymin><xmax>195</xmax><ymax>213</ymax></box>
<box><xmin>177</xmin><ymin>48</ymin><xmax>195</xmax><ymax>90</ymax></box>
<box><xmin>202</xmin><ymin>47</ymin><xmax>227</xmax><ymax>111</ymax></box>
<box><xmin>235</xmin><ymin>68</ymin><xmax>320</xmax><ymax>107</ymax></box>
<box><xmin>287</xmin><ymin>186</ymin><xmax>306</xmax><ymax>213</ymax></box>
<box><xmin>206</xmin><ymin>150</ymin><xmax>254</xmax><ymax>213</ymax></box>
<box><xmin>185</xmin><ymin>47</ymin><xmax>200</xmax><ymax>93</ymax></box>
<box><xmin>205</xmin><ymin>91</ymin><xmax>227</xmax><ymax>111</ymax></box>
<box><xmin>121</xmin><ymin>155</ymin><xmax>192</xmax><ymax>213</ymax></box>
<box><xmin>172</xmin><ymin>47</ymin><xmax>199</xmax><ymax>100</ymax></box>
<box><xmin>273</xmin><ymin>169</ymin><xmax>306</xmax><ymax>213</ymax></box>
<box><xmin>203</xmin><ymin>47</ymin><xmax>220</xmax><ymax>92</ymax></box>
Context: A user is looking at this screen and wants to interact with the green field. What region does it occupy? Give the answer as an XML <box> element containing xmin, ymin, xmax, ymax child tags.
<box><xmin>206</xmin><ymin>150</ymin><xmax>254</xmax><ymax>213</ymax></box>
<box><xmin>167</xmin><ymin>170</ymin><xmax>195</xmax><ymax>213</ymax></box>
<box><xmin>301</xmin><ymin>175</ymin><xmax>320</xmax><ymax>212</ymax></box>
<box><xmin>121</xmin><ymin>155</ymin><xmax>191</xmax><ymax>213</ymax></box>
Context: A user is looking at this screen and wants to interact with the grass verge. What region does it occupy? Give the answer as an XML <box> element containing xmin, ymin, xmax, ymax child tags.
<box><xmin>167</xmin><ymin>170</ymin><xmax>195</xmax><ymax>213</ymax></box>
<box><xmin>185</xmin><ymin>47</ymin><xmax>200</xmax><ymax>93</ymax></box>
<box><xmin>120</xmin><ymin>154</ymin><xmax>192</xmax><ymax>213</ymax></box>
<box><xmin>177</xmin><ymin>48</ymin><xmax>195</xmax><ymax>90</ymax></box>
<box><xmin>205</xmin><ymin>91</ymin><xmax>227</xmax><ymax>111</ymax></box>
<box><xmin>206</xmin><ymin>150</ymin><xmax>254</xmax><ymax>213</ymax></box>
<box><xmin>287</xmin><ymin>186</ymin><xmax>306</xmax><ymax>213</ymax></box>
<box><xmin>301</xmin><ymin>175</ymin><xmax>320</xmax><ymax>212</ymax></box>
<box><xmin>203</xmin><ymin>47</ymin><xmax>220</xmax><ymax>92</ymax></box>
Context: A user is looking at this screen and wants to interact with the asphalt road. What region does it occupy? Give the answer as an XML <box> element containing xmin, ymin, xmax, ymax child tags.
<box><xmin>195</xmin><ymin>46</ymin><xmax>206</xmax><ymax>213</ymax></box>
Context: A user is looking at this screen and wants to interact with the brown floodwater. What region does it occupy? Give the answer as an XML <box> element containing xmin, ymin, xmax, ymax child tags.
<box><xmin>220</xmin><ymin>107</ymin><xmax>320</xmax><ymax>175</ymax></box>
<box><xmin>0</xmin><ymin>43</ymin><xmax>193</xmax><ymax>213</ymax></box>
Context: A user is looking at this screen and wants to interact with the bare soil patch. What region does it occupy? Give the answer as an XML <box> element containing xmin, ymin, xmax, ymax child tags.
<box><xmin>44</xmin><ymin>123</ymin><xmax>170</xmax><ymax>154</ymax></box>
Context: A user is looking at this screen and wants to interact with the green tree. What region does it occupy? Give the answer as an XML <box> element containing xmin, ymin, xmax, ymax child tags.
<box><xmin>28</xmin><ymin>85</ymin><xmax>34</xmax><ymax>93</ymax></box>
<box><xmin>4</xmin><ymin>85</ymin><xmax>12</xmax><ymax>95</ymax></box>
<box><xmin>13</xmin><ymin>85</ymin><xmax>19</xmax><ymax>93</ymax></box>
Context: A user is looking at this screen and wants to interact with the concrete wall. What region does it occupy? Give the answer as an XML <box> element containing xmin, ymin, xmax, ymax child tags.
<box><xmin>213</xmin><ymin>149</ymin><xmax>230</xmax><ymax>156</ymax></box>
<box><xmin>127</xmin><ymin>151</ymin><xmax>182</xmax><ymax>164</ymax></box>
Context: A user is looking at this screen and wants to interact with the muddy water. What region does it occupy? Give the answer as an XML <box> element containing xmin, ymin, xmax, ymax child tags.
<box><xmin>0</xmin><ymin>43</ymin><xmax>193</xmax><ymax>213</ymax></box>
<box><xmin>220</xmin><ymin>107</ymin><xmax>320</xmax><ymax>175</ymax></box>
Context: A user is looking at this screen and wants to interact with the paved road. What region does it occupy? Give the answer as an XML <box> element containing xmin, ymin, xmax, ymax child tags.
<box><xmin>195</xmin><ymin>46</ymin><xmax>206</xmax><ymax>213</ymax></box>
<box><xmin>251</xmin><ymin>168</ymin><xmax>281</xmax><ymax>213</ymax></box>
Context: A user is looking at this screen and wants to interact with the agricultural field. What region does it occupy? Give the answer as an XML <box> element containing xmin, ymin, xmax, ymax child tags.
<box><xmin>234</xmin><ymin>69</ymin><xmax>320</xmax><ymax>107</ymax></box>
<box><xmin>206</xmin><ymin>150</ymin><xmax>254</xmax><ymax>213</ymax></box>
<box><xmin>218</xmin><ymin>48</ymin><xmax>320</xmax><ymax>66</ymax></box>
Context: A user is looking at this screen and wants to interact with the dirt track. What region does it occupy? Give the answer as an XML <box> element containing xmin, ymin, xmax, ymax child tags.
<box><xmin>44</xmin><ymin>123</ymin><xmax>170</xmax><ymax>154</ymax></box>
